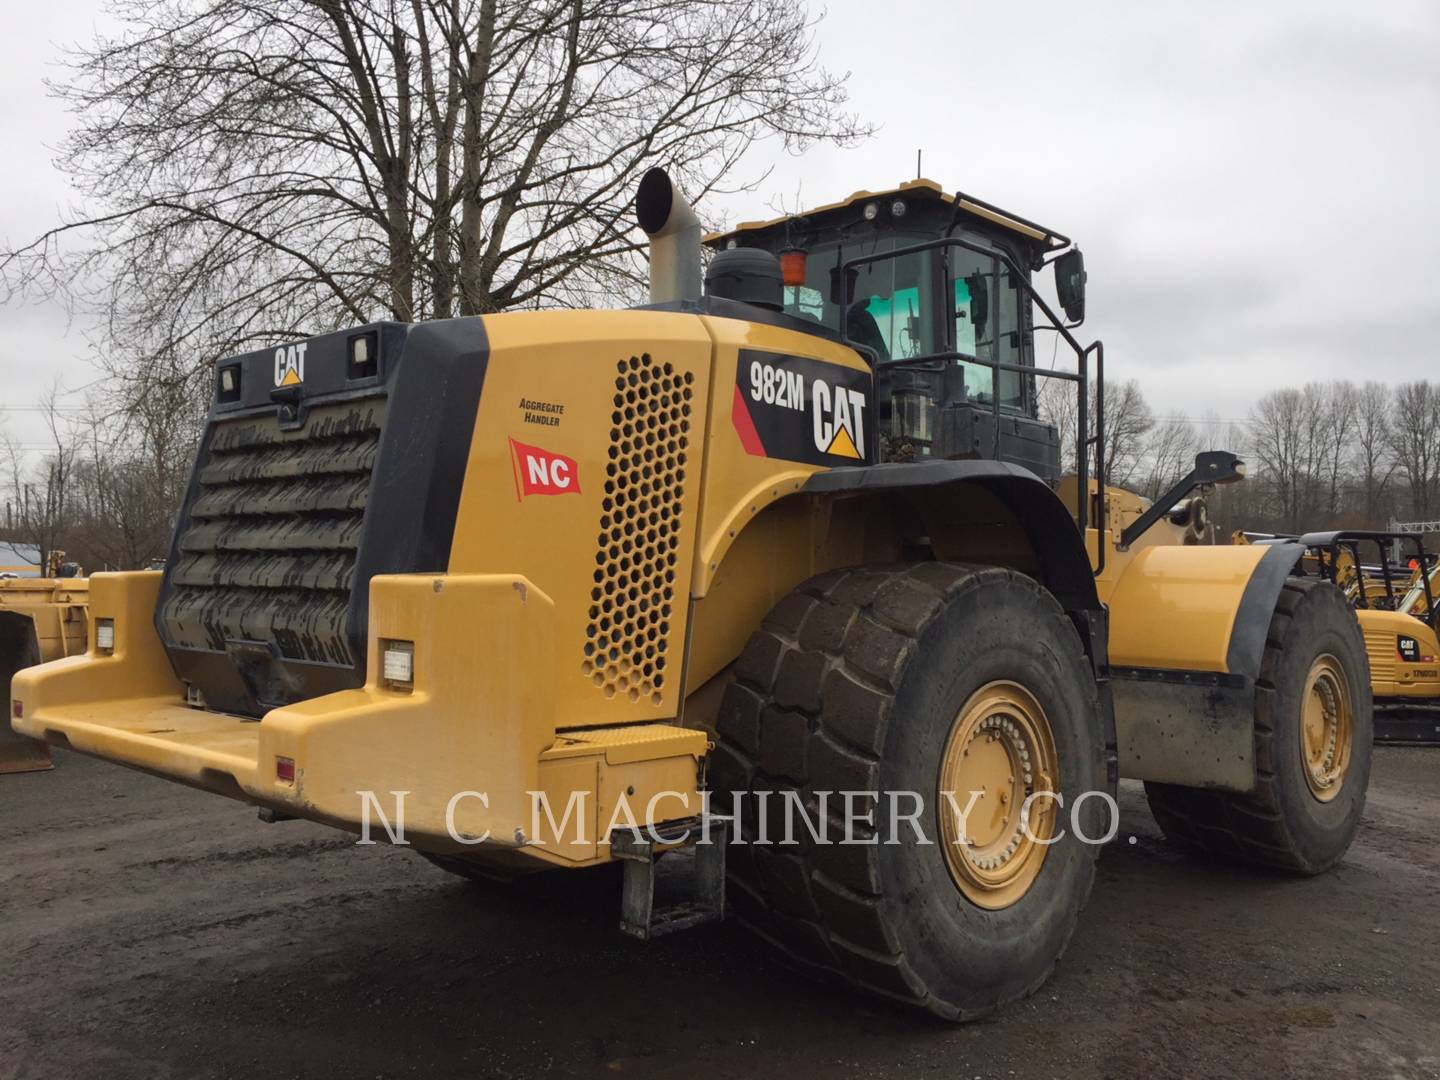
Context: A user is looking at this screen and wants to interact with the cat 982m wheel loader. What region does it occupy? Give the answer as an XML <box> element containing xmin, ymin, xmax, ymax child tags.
<box><xmin>10</xmin><ymin>169</ymin><xmax>1370</xmax><ymax>1019</ymax></box>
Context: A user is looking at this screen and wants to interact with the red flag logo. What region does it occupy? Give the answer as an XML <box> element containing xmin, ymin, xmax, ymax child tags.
<box><xmin>509</xmin><ymin>437</ymin><xmax>581</xmax><ymax>500</ymax></box>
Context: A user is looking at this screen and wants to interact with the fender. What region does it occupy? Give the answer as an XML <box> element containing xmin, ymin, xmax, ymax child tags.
<box><xmin>1226</xmin><ymin>542</ymin><xmax>1306</xmax><ymax>679</ymax></box>
<box><xmin>801</xmin><ymin>459</ymin><xmax>1101</xmax><ymax>615</ymax></box>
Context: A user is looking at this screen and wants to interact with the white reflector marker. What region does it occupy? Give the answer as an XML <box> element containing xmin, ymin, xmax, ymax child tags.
<box><xmin>382</xmin><ymin>641</ymin><xmax>415</xmax><ymax>685</ymax></box>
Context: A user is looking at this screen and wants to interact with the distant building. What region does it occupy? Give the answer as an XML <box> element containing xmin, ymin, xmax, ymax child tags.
<box><xmin>0</xmin><ymin>541</ymin><xmax>42</xmax><ymax>576</ymax></box>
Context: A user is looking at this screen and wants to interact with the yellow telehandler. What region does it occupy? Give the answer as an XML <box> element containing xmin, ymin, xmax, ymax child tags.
<box><xmin>11</xmin><ymin>170</ymin><xmax>1370</xmax><ymax>1019</ymax></box>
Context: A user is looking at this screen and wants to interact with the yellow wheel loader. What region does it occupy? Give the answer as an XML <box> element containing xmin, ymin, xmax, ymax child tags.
<box><xmin>1</xmin><ymin>574</ymin><xmax>87</xmax><ymax>773</ymax></box>
<box><xmin>10</xmin><ymin>170</ymin><xmax>1371</xmax><ymax>1019</ymax></box>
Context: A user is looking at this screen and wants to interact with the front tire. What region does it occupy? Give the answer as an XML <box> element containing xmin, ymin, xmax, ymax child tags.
<box><xmin>1145</xmin><ymin>578</ymin><xmax>1372</xmax><ymax>874</ymax></box>
<box><xmin>710</xmin><ymin>563</ymin><xmax>1111</xmax><ymax>1020</ymax></box>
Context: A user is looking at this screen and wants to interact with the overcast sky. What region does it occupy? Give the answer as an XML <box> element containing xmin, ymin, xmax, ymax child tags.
<box><xmin>2</xmin><ymin>0</ymin><xmax>1437</xmax><ymax>451</ymax></box>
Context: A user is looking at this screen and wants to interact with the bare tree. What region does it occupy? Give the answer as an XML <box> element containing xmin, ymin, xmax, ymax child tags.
<box><xmin>1038</xmin><ymin>376</ymin><xmax>1153</xmax><ymax>486</ymax></box>
<box><xmin>1248</xmin><ymin>387</ymin><xmax>1306</xmax><ymax>530</ymax></box>
<box><xmin>1138</xmin><ymin>415</ymin><xmax>1199</xmax><ymax>502</ymax></box>
<box><xmin>1389</xmin><ymin>381</ymin><xmax>1440</xmax><ymax>522</ymax></box>
<box><xmin>1</xmin><ymin>387</ymin><xmax>81</xmax><ymax>572</ymax></box>
<box><xmin>1320</xmin><ymin>382</ymin><xmax>1358</xmax><ymax>519</ymax></box>
<box><xmin>5</xmin><ymin>0</ymin><xmax>869</xmax><ymax>416</ymax></box>
<box><xmin>1351</xmin><ymin>381</ymin><xmax>1393</xmax><ymax>526</ymax></box>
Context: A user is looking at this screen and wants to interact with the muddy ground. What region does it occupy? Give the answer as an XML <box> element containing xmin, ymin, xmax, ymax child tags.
<box><xmin>2</xmin><ymin>747</ymin><xmax>1437</xmax><ymax>1079</ymax></box>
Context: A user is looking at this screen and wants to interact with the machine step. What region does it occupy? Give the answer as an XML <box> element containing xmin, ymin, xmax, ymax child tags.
<box><xmin>612</xmin><ymin>815</ymin><xmax>728</xmax><ymax>940</ymax></box>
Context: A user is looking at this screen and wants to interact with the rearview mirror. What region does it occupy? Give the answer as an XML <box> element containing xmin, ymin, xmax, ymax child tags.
<box><xmin>1054</xmin><ymin>248</ymin><xmax>1086</xmax><ymax>323</ymax></box>
<box><xmin>829</xmin><ymin>265</ymin><xmax>858</xmax><ymax>306</ymax></box>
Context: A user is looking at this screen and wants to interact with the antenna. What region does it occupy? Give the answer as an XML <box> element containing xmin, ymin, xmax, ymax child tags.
<box><xmin>916</xmin><ymin>149</ymin><xmax>922</xmax><ymax>179</ymax></box>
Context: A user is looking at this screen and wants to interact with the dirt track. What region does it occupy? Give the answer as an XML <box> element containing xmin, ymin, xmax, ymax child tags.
<box><xmin>3</xmin><ymin>747</ymin><xmax>1438</xmax><ymax>1079</ymax></box>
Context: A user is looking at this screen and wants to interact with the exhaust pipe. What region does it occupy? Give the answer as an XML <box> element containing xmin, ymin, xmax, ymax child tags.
<box><xmin>635</xmin><ymin>167</ymin><xmax>702</xmax><ymax>306</ymax></box>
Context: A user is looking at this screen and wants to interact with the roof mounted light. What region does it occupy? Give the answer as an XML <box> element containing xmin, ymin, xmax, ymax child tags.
<box><xmin>890</xmin><ymin>199</ymin><xmax>907</xmax><ymax>218</ymax></box>
<box><xmin>862</xmin><ymin>202</ymin><xmax>880</xmax><ymax>221</ymax></box>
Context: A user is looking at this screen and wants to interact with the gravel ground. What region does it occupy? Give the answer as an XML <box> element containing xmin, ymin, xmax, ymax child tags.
<box><xmin>2</xmin><ymin>747</ymin><xmax>1437</xmax><ymax>1079</ymax></box>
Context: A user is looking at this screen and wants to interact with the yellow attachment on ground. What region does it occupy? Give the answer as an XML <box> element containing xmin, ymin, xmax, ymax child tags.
<box><xmin>2</xmin><ymin>576</ymin><xmax>88</xmax><ymax>774</ymax></box>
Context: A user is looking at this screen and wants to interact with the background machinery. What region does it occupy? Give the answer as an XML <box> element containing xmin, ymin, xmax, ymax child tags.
<box><xmin>1237</xmin><ymin>529</ymin><xmax>1440</xmax><ymax>744</ymax></box>
<box><xmin>10</xmin><ymin>169</ymin><xmax>1370</xmax><ymax>1019</ymax></box>
<box><xmin>1298</xmin><ymin>531</ymin><xmax>1438</xmax><ymax>744</ymax></box>
<box><xmin>1</xmin><ymin>572</ymin><xmax>87</xmax><ymax>773</ymax></box>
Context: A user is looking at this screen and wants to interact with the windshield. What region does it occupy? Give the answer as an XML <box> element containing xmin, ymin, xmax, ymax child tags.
<box><xmin>781</xmin><ymin>237</ymin><xmax>1025</xmax><ymax>411</ymax></box>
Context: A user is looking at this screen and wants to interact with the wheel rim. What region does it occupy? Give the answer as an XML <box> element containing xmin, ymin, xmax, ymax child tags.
<box><xmin>937</xmin><ymin>681</ymin><xmax>1059</xmax><ymax>910</ymax></box>
<box><xmin>1300</xmin><ymin>654</ymin><xmax>1352</xmax><ymax>802</ymax></box>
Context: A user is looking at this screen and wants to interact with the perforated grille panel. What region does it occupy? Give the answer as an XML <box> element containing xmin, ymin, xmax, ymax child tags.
<box><xmin>583</xmin><ymin>355</ymin><xmax>695</xmax><ymax>703</ymax></box>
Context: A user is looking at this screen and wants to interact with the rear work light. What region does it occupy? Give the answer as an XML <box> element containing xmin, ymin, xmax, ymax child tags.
<box><xmin>217</xmin><ymin>363</ymin><xmax>242</xmax><ymax>403</ymax></box>
<box><xmin>382</xmin><ymin>640</ymin><xmax>415</xmax><ymax>686</ymax></box>
<box><xmin>95</xmin><ymin>618</ymin><xmax>116</xmax><ymax>652</ymax></box>
<box><xmin>348</xmin><ymin>331</ymin><xmax>378</xmax><ymax>379</ymax></box>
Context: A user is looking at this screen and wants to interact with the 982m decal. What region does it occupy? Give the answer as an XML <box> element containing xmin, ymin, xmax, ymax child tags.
<box><xmin>731</xmin><ymin>349</ymin><xmax>872</xmax><ymax>465</ymax></box>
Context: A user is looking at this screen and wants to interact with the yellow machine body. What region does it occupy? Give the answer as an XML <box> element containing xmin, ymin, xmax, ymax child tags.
<box><xmin>12</xmin><ymin>310</ymin><xmax>871</xmax><ymax>864</ymax></box>
<box><xmin>1</xmin><ymin>577</ymin><xmax>88</xmax><ymax>774</ymax></box>
<box><xmin>12</xmin><ymin>306</ymin><xmax>1293</xmax><ymax>860</ymax></box>
<box><xmin>1356</xmin><ymin>608</ymin><xmax>1440</xmax><ymax>699</ymax></box>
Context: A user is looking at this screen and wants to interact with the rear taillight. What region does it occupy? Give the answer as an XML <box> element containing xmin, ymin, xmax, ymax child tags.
<box><xmin>11</xmin><ymin>700</ymin><xmax>21</xmax><ymax>719</ymax></box>
<box><xmin>276</xmin><ymin>757</ymin><xmax>296</xmax><ymax>784</ymax></box>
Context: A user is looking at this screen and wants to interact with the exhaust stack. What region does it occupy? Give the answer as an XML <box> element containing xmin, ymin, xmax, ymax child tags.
<box><xmin>635</xmin><ymin>167</ymin><xmax>702</xmax><ymax>306</ymax></box>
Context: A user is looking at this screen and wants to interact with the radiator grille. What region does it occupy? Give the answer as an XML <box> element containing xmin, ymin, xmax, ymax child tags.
<box><xmin>1363</xmin><ymin>627</ymin><xmax>1396</xmax><ymax>683</ymax></box>
<box><xmin>583</xmin><ymin>355</ymin><xmax>694</xmax><ymax>703</ymax></box>
<box><xmin>159</xmin><ymin>398</ymin><xmax>384</xmax><ymax>666</ymax></box>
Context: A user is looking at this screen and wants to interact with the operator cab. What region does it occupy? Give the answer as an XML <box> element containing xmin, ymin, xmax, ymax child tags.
<box><xmin>704</xmin><ymin>180</ymin><xmax>1089</xmax><ymax>486</ymax></box>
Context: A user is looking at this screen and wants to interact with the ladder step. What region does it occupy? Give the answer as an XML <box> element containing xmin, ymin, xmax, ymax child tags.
<box><xmin>611</xmin><ymin>815</ymin><xmax>729</xmax><ymax>940</ymax></box>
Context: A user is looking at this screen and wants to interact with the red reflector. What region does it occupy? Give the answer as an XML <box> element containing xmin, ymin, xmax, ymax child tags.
<box><xmin>11</xmin><ymin>700</ymin><xmax>21</xmax><ymax>719</ymax></box>
<box><xmin>779</xmin><ymin>249</ymin><xmax>807</xmax><ymax>287</ymax></box>
<box><xmin>275</xmin><ymin>756</ymin><xmax>296</xmax><ymax>783</ymax></box>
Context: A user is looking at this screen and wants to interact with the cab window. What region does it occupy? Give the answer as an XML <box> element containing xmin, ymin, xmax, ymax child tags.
<box><xmin>952</xmin><ymin>252</ymin><xmax>1024</xmax><ymax>412</ymax></box>
<box><xmin>782</xmin><ymin>235</ymin><xmax>940</xmax><ymax>363</ymax></box>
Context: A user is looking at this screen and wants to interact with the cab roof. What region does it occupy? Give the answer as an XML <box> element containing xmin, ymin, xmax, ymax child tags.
<box><xmin>703</xmin><ymin>178</ymin><xmax>1070</xmax><ymax>250</ymax></box>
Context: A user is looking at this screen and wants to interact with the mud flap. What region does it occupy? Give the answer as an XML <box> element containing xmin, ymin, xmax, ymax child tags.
<box><xmin>1</xmin><ymin>612</ymin><xmax>51</xmax><ymax>774</ymax></box>
<box><xmin>1110</xmin><ymin>669</ymin><xmax>1255</xmax><ymax>793</ymax></box>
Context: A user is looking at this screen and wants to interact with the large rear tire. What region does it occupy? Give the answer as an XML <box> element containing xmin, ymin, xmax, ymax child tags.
<box><xmin>709</xmin><ymin>563</ymin><xmax>1111</xmax><ymax>1020</ymax></box>
<box><xmin>1145</xmin><ymin>578</ymin><xmax>1371</xmax><ymax>874</ymax></box>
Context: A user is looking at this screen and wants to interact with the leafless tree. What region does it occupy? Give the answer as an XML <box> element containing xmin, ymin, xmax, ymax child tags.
<box><xmin>1389</xmin><ymin>381</ymin><xmax>1440</xmax><ymax>522</ymax></box>
<box><xmin>1138</xmin><ymin>416</ymin><xmax>1200</xmax><ymax>502</ymax></box>
<box><xmin>1</xmin><ymin>387</ymin><xmax>81</xmax><ymax>572</ymax></box>
<box><xmin>1351</xmin><ymin>381</ymin><xmax>1393</xmax><ymax>526</ymax></box>
<box><xmin>1039</xmin><ymin>376</ymin><xmax>1153</xmax><ymax>486</ymax></box>
<box><xmin>4</xmin><ymin>0</ymin><xmax>869</xmax><ymax>418</ymax></box>
<box><xmin>1320</xmin><ymin>382</ymin><xmax>1358</xmax><ymax>518</ymax></box>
